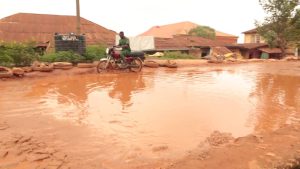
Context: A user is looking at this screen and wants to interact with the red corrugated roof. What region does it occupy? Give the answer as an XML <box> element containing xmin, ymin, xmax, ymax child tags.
<box><xmin>259</xmin><ymin>48</ymin><xmax>282</xmax><ymax>54</ymax></box>
<box><xmin>173</xmin><ymin>35</ymin><xmax>227</xmax><ymax>47</ymax></box>
<box><xmin>226</xmin><ymin>43</ymin><xmax>268</xmax><ymax>49</ymax></box>
<box><xmin>154</xmin><ymin>35</ymin><xmax>229</xmax><ymax>50</ymax></box>
<box><xmin>154</xmin><ymin>37</ymin><xmax>189</xmax><ymax>50</ymax></box>
<box><xmin>0</xmin><ymin>13</ymin><xmax>116</xmax><ymax>45</ymax></box>
<box><xmin>259</xmin><ymin>48</ymin><xmax>294</xmax><ymax>54</ymax></box>
<box><xmin>139</xmin><ymin>21</ymin><xmax>238</xmax><ymax>43</ymax></box>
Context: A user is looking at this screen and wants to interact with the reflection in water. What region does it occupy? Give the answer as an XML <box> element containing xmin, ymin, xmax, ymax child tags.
<box><xmin>108</xmin><ymin>73</ymin><xmax>146</xmax><ymax>109</ymax></box>
<box><xmin>25</xmin><ymin>73</ymin><xmax>150</xmax><ymax>124</ymax></box>
<box><xmin>253</xmin><ymin>74</ymin><xmax>300</xmax><ymax>132</ymax></box>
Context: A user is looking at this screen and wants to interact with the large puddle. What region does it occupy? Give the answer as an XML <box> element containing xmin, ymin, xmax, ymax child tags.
<box><xmin>0</xmin><ymin>62</ymin><xmax>300</xmax><ymax>167</ymax></box>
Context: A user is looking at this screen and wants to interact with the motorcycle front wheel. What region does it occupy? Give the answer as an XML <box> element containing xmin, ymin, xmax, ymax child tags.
<box><xmin>97</xmin><ymin>60</ymin><xmax>110</xmax><ymax>73</ymax></box>
<box><xmin>130</xmin><ymin>58</ymin><xmax>143</xmax><ymax>72</ymax></box>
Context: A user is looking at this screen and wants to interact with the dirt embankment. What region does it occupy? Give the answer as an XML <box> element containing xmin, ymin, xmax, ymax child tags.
<box><xmin>1</xmin><ymin>120</ymin><xmax>300</xmax><ymax>169</ymax></box>
<box><xmin>167</xmin><ymin>123</ymin><xmax>300</xmax><ymax>169</ymax></box>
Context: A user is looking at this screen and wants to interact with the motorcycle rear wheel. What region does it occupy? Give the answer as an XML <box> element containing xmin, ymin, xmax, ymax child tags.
<box><xmin>130</xmin><ymin>58</ymin><xmax>143</xmax><ymax>72</ymax></box>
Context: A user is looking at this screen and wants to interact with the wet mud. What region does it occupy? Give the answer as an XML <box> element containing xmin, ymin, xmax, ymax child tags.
<box><xmin>0</xmin><ymin>61</ymin><xmax>299</xmax><ymax>168</ymax></box>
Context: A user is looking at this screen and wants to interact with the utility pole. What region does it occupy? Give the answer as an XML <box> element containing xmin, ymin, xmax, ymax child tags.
<box><xmin>76</xmin><ymin>0</ymin><xmax>81</xmax><ymax>34</ymax></box>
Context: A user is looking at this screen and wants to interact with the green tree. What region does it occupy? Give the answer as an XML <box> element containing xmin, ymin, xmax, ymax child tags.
<box><xmin>256</xmin><ymin>0</ymin><xmax>300</xmax><ymax>57</ymax></box>
<box><xmin>188</xmin><ymin>26</ymin><xmax>216</xmax><ymax>39</ymax></box>
<box><xmin>289</xmin><ymin>9</ymin><xmax>300</xmax><ymax>47</ymax></box>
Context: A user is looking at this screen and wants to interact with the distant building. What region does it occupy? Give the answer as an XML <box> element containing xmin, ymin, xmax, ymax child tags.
<box><xmin>126</xmin><ymin>34</ymin><xmax>231</xmax><ymax>58</ymax></box>
<box><xmin>0</xmin><ymin>13</ymin><xmax>116</xmax><ymax>47</ymax></box>
<box><xmin>242</xmin><ymin>28</ymin><xmax>298</xmax><ymax>58</ymax></box>
<box><xmin>139</xmin><ymin>21</ymin><xmax>238</xmax><ymax>44</ymax></box>
<box><xmin>243</xmin><ymin>28</ymin><xmax>265</xmax><ymax>44</ymax></box>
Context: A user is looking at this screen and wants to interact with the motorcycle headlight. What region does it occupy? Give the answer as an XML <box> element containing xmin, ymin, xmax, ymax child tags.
<box><xmin>106</xmin><ymin>48</ymin><xmax>110</xmax><ymax>54</ymax></box>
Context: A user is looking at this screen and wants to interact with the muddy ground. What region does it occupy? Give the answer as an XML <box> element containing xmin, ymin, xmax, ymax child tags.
<box><xmin>0</xmin><ymin>59</ymin><xmax>300</xmax><ymax>169</ymax></box>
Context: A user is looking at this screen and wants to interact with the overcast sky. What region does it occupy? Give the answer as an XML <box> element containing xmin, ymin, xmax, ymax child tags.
<box><xmin>0</xmin><ymin>0</ymin><xmax>266</xmax><ymax>42</ymax></box>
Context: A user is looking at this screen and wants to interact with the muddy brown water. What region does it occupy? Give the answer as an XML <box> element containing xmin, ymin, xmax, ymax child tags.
<box><xmin>0</xmin><ymin>62</ymin><xmax>299</xmax><ymax>168</ymax></box>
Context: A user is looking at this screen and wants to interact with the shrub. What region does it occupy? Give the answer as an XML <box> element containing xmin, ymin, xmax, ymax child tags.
<box><xmin>83</xmin><ymin>44</ymin><xmax>107</xmax><ymax>61</ymax></box>
<box><xmin>55</xmin><ymin>51</ymin><xmax>84</xmax><ymax>63</ymax></box>
<box><xmin>162</xmin><ymin>51</ymin><xmax>196</xmax><ymax>59</ymax></box>
<box><xmin>0</xmin><ymin>41</ymin><xmax>39</xmax><ymax>66</ymax></box>
<box><xmin>40</xmin><ymin>51</ymin><xmax>85</xmax><ymax>64</ymax></box>
<box><xmin>40</xmin><ymin>53</ymin><xmax>57</xmax><ymax>63</ymax></box>
<box><xmin>0</xmin><ymin>54</ymin><xmax>13</xmax><ymax>67</ymax></box>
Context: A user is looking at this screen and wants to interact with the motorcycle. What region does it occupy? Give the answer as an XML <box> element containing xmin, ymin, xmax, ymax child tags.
<box><xmin>97</xmin><ymin>46</ymin><xmax>144</xmax><ymax>73</ymax></box>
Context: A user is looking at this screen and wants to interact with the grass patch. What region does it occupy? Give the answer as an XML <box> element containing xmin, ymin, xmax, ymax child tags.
<box><xmin>149</xmin><ymin>51</ymin><xmax>196</xmax><ymax>60</ymax></box>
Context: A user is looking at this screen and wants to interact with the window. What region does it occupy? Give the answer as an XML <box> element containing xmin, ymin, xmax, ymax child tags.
<box><xmin>255</xmin><ymin>34</ymin><xmax>261</xmax><ymax>43</ymax></box>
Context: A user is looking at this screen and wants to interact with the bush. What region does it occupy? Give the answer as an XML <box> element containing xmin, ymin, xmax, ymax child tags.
<box><xmin>39</xmin><ymin>53</ymin><xmax>57</xmax><ymax>63</ymax></box>
<box><xmin>55</xmin><ymin>51</ymin><xmax>84</xmax><ymax>63</ymax></box>
<box><xmin>0</xmin><ymin>54</ymin><xmax>13</xmax><ymax>67</ymax></box>
<box><xmin>162</xmin><ymin>51</ymin><xmax>196</xmax><ymax>59</ymax></box>
<box><xmin>0</xmin><ymin>41</ymin><xmax>39</xmax><ymax>66</ymax></box>
<box><xmin>40</xmin><ymin>51</ymin><xmax>85</xmax><ymax>64</ymax></box>
<box><xmin>83</xmin><ymin>44</ymin><xmax>107</xmax><ymax>61</ymax></box>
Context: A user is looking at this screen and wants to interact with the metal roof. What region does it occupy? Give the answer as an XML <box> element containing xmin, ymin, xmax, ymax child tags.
<box><xmin>0</xmin><ymin>13</ymin><xmax>116</xmax><ymax>45</ymax></box>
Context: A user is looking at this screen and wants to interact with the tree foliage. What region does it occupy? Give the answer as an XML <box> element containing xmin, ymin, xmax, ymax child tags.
<box><xmin>188</xmin><ymin>26</ymin><xmax>216</xmax><ymax>39</ymax></box>
<box><xmin>256</xmin><ymin>0</ymin><xmax>300</xmax><ymax>57</ymax></box>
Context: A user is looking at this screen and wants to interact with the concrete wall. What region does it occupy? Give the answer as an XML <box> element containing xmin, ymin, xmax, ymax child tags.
<box><xmin>244</xmin><ymin>33</ymin><xmax>265</xmax><ymax>43</ymax></box>
<box><xmin>188</xmin><ymin>48</ymin><xmax>202</xmax><ymax>58</ymax></box>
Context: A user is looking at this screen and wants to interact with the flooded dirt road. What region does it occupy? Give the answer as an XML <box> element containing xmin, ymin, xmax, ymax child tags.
<box><xmin>0</xmin><ymin>62</ymin><xmax>299</xmax><ymax>169</ymax></box>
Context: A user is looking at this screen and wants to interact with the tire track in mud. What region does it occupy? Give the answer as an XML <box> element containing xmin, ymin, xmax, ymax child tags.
<box><xmin>0</xmin><ymin>123</ymin><xmax>70</xmax><ymax>169</ymax></box>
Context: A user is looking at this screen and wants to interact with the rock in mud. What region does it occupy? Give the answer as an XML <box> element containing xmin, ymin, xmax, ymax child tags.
<box><xmin>21</xmin><ymin>66</ymin><xmax>33</xmax><ymax>73</ymax></box>
<box><xmin>12</xmin><ymin>67</ymin><xmax>25</xmax><ymax>76</ymax></box>
<box><xmin>0</xmin><ymin>66</ymin><xmax>13</xmax><ymax>78</ymax></box>
<box><xmin>144</xmin><ymin>60</ymin><xmax>159</xmax><ymax>68</ymax></box>
<box><xmin>235</xmin><ymin>134</ymin><xmax>263</xmax><ymax>144</ymax></box>
<box><xmin>165</xmin><ymin>60</ymin><xmax>178</xmax><ymax>68</ymax></box>
<box><xmin>206</xmin><ymin>131</ymin><xmax>234</xmax><ymax>146</ymax></box>
<box><xmin>40</xmin><ymin>63</ymin><xmax>54</xmax><ymax>72</ymax></box>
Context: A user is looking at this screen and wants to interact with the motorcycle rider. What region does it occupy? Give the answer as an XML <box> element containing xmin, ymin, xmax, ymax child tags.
<box><xmin>117</xmin><ymin>31</ymin><xmax>131</xmax><ymax>65</ymax></box>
